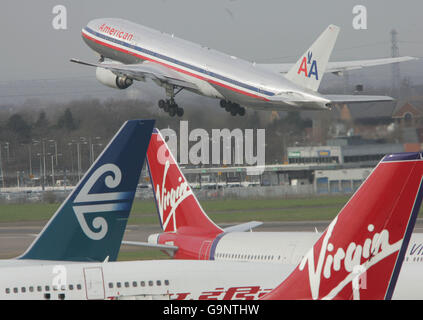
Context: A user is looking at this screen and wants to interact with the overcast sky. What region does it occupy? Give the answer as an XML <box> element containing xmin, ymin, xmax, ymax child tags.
<box><xmin>1</xmin><ymin>0</ymin><xmax>422</xmax><ymax>82</ymax></box>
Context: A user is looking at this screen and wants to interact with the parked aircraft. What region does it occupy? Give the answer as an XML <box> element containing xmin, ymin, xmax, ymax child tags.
<box><xmin>2</xmin><ymin>143</ymin><xmax>422</xmax><ymax>299</ymax></box>
<box><xmin>2</xmin><ymin>119</ymin><xmax>421</xmax><ymax>299</ymax></box>
<box><xmin>71</xmin><ymin>18</ymin><xmax>416</xmax><ymax>117</ymax></box>
<box><xmin>132</xmin><ymin>128</ymin><xmax>423</xmax><ymax>269</ymax></box>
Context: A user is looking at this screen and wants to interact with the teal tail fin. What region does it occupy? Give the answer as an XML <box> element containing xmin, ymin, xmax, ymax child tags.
<box><xmin>19</xmin><ymin>119</ymin><xmax>155</xmax><ymax>262</ymax></box>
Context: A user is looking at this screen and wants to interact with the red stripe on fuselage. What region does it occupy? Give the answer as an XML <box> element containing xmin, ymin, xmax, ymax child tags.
<box><xmin>82</xmin><ymin>31</ymin><xmax>270</xmax><ymax>102</ymax></box>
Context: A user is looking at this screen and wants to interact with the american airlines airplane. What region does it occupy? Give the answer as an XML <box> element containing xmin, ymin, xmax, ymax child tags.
<box><xmin>134</xmin><ymin>129</ymin><xmax>423</xmax><ymax>269</ymax></box>
<box><xmin>71</xmin><ymin>18</ymin><xmax>416</xmax><ymax>117</ymax></box>
<box><xmin>2</xmin><ymin>144</ymin><xmax>423</xmax><ymax>299</ymax></box>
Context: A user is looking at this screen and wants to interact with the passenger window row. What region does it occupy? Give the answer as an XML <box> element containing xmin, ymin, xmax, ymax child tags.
<box><xmin>216</xmin><ymin>252</ymin><xmax>281</xmax><ymax>261</ymax></box>
<box><xmin>406</xmin><ymin>257</ymin><xmax>423</xmax><ymax>262</ymax></box>
<box><xmin>5</xmin><ymin>283</ymin><xmax>82</xmax><ymax>295</ymax></box>
<box><xmin>108</xmin><ymin>280</ymin><xmax>170</xmax><ymax>289</ymax></box>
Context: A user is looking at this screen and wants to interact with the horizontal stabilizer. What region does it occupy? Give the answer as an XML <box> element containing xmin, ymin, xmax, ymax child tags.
<box><xmin>325</xmin><ymin>94</ymin><xmax>394</xmax><ymax>105</ymax></box>
<box><xmin>258</xmin><ymin>56</ymin><xmax>418</xmax><ymax>75</ymax></box>
<box><xmin>223</xmin><ymin>221</ymin><xmax>263</xmax><ymax>233</ymax></box>
<box><xmin>122</xmin><ymin>241</ymin><xmax>178</xmax><ymax>257</ymax></box>
<box><xmin>122</xmin><ymin>241</ymin><xmax>178</xmax><ymax>252</ymax></box>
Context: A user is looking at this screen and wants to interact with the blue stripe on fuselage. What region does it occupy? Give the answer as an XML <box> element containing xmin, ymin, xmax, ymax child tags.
<box><xmin>84</xmin><ymin>27</ymin><xmax>275</xmax><ymax>97</ymax></box>
<box><xmin>209</xmin><ymin>232</ymin><xmax>226</xmax><ymax>260</ymax></box>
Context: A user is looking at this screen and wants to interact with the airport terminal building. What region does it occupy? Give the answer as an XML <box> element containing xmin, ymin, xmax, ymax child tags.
<box><xmin>181</xmin><ymin>135</ymin><xmax>407</xmax><ymax>197</ymax></box>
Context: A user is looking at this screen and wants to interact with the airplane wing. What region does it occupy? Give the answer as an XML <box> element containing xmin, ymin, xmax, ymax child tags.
<box><xmin>324</xmin><ymin>94</ymin><xmax>395</xmax><ymax>104</ymax></box>
<box><xmin>258</xmin><ymin>56</ymin><xmax>418</xmax><ymax>75</ymax></box>
<box><xmin>70</xmin><ymin>58</ymin><xmax>199</xmax><ymax>90</ymax></box>
<box><xmin>223</xmin><ymin>221</ymin><xmax>263</xmax><ymax>233</ymax></box>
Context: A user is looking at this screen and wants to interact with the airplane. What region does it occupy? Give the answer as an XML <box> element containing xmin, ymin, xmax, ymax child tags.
<box><xmin>261</xmin><ymin>152</ymin><xmax>423</xmax><ymax>300</ymax></box>
<box><xmin>71</xmin><ymin>18</ymin><xmax>417</xmax><ymax>117</ymax></box>
<box><xmin>129</xmin><ymin>128</ymin><xmax>423</xmax><ymax>268</ymax></box>
<box><xmin>1</xmin><ymin>147</ymin><xmax>423</xmax><ymax>299</ymax></box>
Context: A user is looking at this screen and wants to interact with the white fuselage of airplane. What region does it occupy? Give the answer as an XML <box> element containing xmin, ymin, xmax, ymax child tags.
<box><xmin>0</xmin><ymin>260</ymin><xmax>287</xmax><ymax>300</ymax></box>
<box><xmin>81</xmin><ymin>18</ymin><xmax>331</xmax><ymax>111</ymax></box>
<box><xmin>1</xmin><ymin>255</ymin><xmax>422</xmax><ymax>300</ymax></box>
<box><xmin>210</xmin><ymin>231</ymin><xmax>423</xmax><ymax>266</ymax></box>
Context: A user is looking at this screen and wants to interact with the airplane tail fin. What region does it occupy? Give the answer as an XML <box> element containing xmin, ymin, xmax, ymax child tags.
<box><xmin>285</xmin><ymin>25</ymin><xmax>340</xmax><ymax>92</ymax></box>
<box><xmin>263</xmin><ymin>152</ymin><xmax>423</xmax><ymax>300</ymax></box>
<box><xmin>19</xmin><ymin>120</ymin><xmax>155</xmax><ymax>262</ymax></box>
<box><xmin>147</xmin><ymin>129</ymin><xmax>223</xmax><ymax>235</ymax></box>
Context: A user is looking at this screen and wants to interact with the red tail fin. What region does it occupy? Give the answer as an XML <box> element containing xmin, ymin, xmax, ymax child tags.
<box><xmin>147</xmin><ymin>129</ymin><xmax>222</xmax><ymax>234</ymax></box>
<box><xmin>262</xmin><ymin>153</ymin><xmax>423</xmax><ymax>300</ymax></box>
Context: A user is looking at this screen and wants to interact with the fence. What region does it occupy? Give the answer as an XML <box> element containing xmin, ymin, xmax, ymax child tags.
<box><xmin>0</xmin><ymin>183</ymin><xmax>355</xmax><ymax>204</ymax></box>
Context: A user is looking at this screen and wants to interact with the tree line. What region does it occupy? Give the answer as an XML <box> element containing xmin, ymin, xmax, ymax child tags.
<box><xmin>0</xmin><ymin>98</ymin><xmax>312</xmax><ymax>187</ymax></box>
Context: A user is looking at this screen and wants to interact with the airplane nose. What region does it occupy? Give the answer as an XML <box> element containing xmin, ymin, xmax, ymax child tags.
<box><xmin>86</xmin><ymin>19</ymin><xmax>105</xmax><ymax>32</ymax></box>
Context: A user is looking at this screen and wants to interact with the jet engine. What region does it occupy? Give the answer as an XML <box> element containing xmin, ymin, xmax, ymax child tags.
<box><xmin>95</xmin><ymin>67</ymin><xmax>133</xmax><ymax>89</ymax></box>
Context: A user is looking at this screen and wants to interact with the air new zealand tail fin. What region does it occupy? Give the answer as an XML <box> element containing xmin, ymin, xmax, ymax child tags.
<box><xmin>19</xmin><ymin>119</ymin><xmax>155</xmax><ymax>262</ymax></box>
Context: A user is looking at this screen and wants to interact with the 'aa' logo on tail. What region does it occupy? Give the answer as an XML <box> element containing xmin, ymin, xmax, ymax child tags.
<box><xmin>297</xmin><ymin>51</ymin><xmax>319</xmax><ymax>80</ymax></box>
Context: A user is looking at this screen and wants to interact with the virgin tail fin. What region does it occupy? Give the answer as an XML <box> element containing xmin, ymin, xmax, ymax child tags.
<box><xmin>147</xmin><ymin>129</ymin><xmax>222</xmax><ymax>235</ymax></box>
<box><xmin>263</xmin><ymin>152</ymin><xmax>423</xmax><ymax>300</ymax></box>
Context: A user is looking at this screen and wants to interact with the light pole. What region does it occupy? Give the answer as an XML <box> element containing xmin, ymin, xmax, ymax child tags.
<box><xmin>67</xmin><ymin>141</ymin><xmax>75</xmax><ymax>182</ymax></box>
<box><xmin>69</xmin><ymin>139</ymin><xmax>87</xmax><ymax>182</ymax></box>
<box><xmin>0</xmin><ymin>143</ymin><xmax>4</xmax><ymax>189</ymax></box>
<box><xmin>78</xmin><ymin>137</ymin><xmax>88</xmax><ymax>180</ymax></box>
<box><xmin>77</xmin><ymin>142</ymin><xmax>81</xmax><ymax>181</ymax></box>
<box><xmin>49</xmin><ymin>153</ymin><xmax>62</xmax><ymax>188</ymax></box>
<box><xmin>36</xmin><ymin>152</ymin><xmax>44</xmax><ymax>191</ymax></box>
<box><xmin>40</xmin><ymin>139</ymin><xmax>47</xmax><ymax>188</ymax></box>
<box><xmin>16</xmin><ymin>171</ymin><xmax>22</xmax><ymax>189</ymax></box>
<box><xmin>49</xmin><ymin>139</ymin><xmax>58</xmax><ymax>166</ymax></box>
<box><xmin>4</xmin><ymin>142</ymin><xmax>10</xmax><ymax>163</ymax></box>
<box><xmin>91</xmin><ymin>137</ymin><xmax>102</xmax><ymax>164</ymax></box>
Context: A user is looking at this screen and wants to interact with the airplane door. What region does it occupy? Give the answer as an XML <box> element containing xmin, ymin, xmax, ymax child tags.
<box><xmin>199</xmin><ymin>241</ymin><xmax>212</xmax><ymax>260</ymax></box>
<box><xmin>84</xmin><ymin>267</ymin><xmax>105</xmax><ymax>300</ymax></box>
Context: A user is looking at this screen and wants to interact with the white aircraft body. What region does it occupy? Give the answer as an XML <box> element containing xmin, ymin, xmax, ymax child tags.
<box><xmin>0</xmin><ymin>260</ymin><xmax>287</xmax><ymax>300</ymax></box>
<box><xmin>140</xmin><ymin>128</ymin><xmax>423</xmax><ymax>268</ymax></box>
<box><xmin>71</xmin><ymin>18</ymin><xmax>416</xmax><ymax>117</ymax></box>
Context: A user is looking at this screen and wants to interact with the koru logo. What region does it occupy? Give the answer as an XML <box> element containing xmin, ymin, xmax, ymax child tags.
<box><xmin>297</xmin><ymin>51</ymin><xmax>319</xmax><ymax>80</ymax></box>
<box><xmin>73</xmin><ymin>163</ymin><xmax>132</xmax><ymax>240</ymax></box>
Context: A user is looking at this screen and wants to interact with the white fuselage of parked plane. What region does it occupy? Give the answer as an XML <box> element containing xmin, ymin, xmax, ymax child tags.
<box><xmin>1</xmin><ymin>255</ymin><xmax>422</xmax><ymax>300</ymax></box>
<box><xmin>81</xmin><ymin>18</ymin><xmax>331</xmax><ymax>111</ymax></box>
<box><xmin>0</xmin><ymin>260</ymin><xmax>287</xmax><ymax>300</ymax></box>
<box><xmin>210</xmin><ymin>231</ymin><xmax>423</xmax><ymax>266</ymax></box>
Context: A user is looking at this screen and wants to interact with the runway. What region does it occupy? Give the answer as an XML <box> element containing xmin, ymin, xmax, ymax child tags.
<box><xmin>2</xmin><ymin>219</ymin><xmax>423</xmax><ymax>259</ymax></box>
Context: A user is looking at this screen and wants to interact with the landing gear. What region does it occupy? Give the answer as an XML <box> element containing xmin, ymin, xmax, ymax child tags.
<box><xmin>157</xmin><ymin>85</ymin><xmax>185</xmax><ymax>117</ymax></box>
<box><xmin>158</xmin><ymin>99</ymin><xmax>184</xmax><ymax>117</ymax></box>
<box><xmin>220</xmin><ymin>100</ymin><xmax>246</xmax><ymax>116</ymax></box>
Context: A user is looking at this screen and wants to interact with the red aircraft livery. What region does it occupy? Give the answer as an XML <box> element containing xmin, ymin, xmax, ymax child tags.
<box><xmin>146</xmin><ymin>129</ymin><xmax>223</xmax><ymax>260</ymax></box>
<box><xmin>262</xmin><ymin>153</ymin><xmax>423</xmax><ymax>299</ymax></box>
